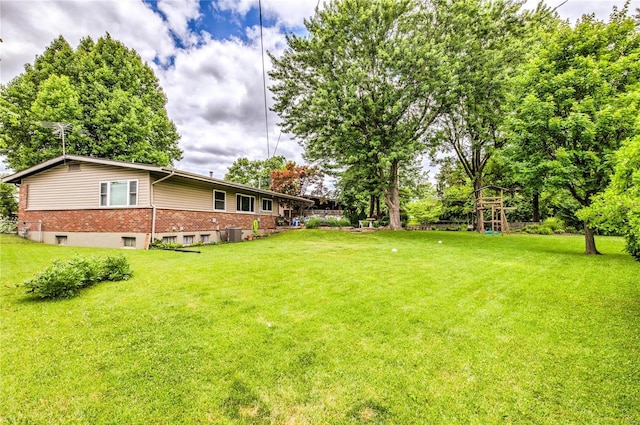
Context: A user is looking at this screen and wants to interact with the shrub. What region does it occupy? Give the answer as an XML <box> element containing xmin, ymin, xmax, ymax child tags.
<box><xmin>305</xmin><ymin>217</ymin><xmax>323</xmax><ymax>229</ymax></box>
<box><xmin>338</xmin><ymin>217</ymin><xmax>351</xmax><ymax>227</ymax></box>
<box><xmin>543</xmin><ymin>217</ymin><xmax>565</xmax><ymax>233</ymax></box>
<box><xmin>22</xmin><ymin>255</ymin><xmax>132</xmax><ymax>299</ymax></box>
<box><xmin>103</xmin><ymin>255</ymin><xmax>133</xmax><ymax>281</ymax></box>
<box><xmin>326</xmin><ymin>218</ymin><xmax>340</xmax><ymax>227</ymax></box>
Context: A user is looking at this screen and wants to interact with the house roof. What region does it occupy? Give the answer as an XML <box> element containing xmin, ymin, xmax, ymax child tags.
<box><xmin>2</xmin><ymin>155</ymin><xmax>313</xmax><ymax>204</ymax></box>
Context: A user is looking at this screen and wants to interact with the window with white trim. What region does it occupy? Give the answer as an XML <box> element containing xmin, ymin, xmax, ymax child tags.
<box><xmin>162</xmin><ymin>236</ymin><xmax>177</xmax><ymax>244</ymax></box>
<box><xmin>213</xmin><ymin>190</ymin><xmax>226</xmax><ymax>211</ymax></box>
<box><xmin>200</xmin><ymin>234</ymin><xmax>210</xmax><ymax>244</ymax></box>
<box><xmin>236</xmin><ymin>194</ymin><xmax>255</xmax><ymax>213</ymax></box>
<box><xmin>183</xmin><ymin>235</ymin><xmax>194</xmax><ymax>245</ymax></box>
<box><xmin>100</xmin><ymin>180</ymin><xmax>138</xmax><ymax>207</ymax></box>
<box><xmin>261</xmin><ymin>198</ymin><xmax>273</xmax><ymax>212</ymax></box>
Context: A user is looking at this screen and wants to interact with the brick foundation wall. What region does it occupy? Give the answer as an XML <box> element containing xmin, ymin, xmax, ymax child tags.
<box><xmin>154</xmin><ymin>209</ymin><xmax>276</xmax><ymax>232</ymax></box>
<box><xmin>19</xmin><ymin>208</ymin><xmax>153</xmax><ymax>233</ymax></box>
<box><xmin>18</xmin><ymin>205</ymin><xmax>276</xmax><ymax>235</ymax></box>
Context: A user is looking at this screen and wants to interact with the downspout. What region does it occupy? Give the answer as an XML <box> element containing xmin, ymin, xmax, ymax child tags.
<box><xmin>150</xmin><ymin>170</ymin><xmax>175</xmax><ymax>244</ymax></box>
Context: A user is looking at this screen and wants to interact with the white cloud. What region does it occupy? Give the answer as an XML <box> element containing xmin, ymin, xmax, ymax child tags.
<box><xmin>1</xmin><ymin>0</ymin><xmax>638</xmax><ymax>179</ymax></box>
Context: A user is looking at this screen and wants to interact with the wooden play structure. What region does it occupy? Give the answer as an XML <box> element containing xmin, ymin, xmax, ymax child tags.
<box><xmin>475</xmin><ymin>186</ymin><xmax>515</xmax><ymax>234</ymax></box>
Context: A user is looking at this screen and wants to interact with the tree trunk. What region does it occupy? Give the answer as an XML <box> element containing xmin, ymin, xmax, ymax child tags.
<box><xmin>584</xmin><ymin>223</ymin><xmax>601</xmax><ymax>255</ymax></box>
<box><xmin>532</xmin><ymin>191</ymin><xmax>540</xmax><ymax>222</ymax></box>
<box><xmin>474</xmin><ymin>178</ymin><xmax>484</xmax><ymax>233</ymax></box>
<box><xmin>368</xmin><ymin>195</ymin><xmax>375</xmax><ymax>218</ymax></box>
<box><xmin>383</xmin><ymin>160</ymin><xmax>402</xmax><ymax>230</ymax></box>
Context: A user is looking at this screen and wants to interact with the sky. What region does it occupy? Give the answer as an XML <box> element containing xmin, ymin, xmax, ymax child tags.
<box><xmin>1</xmin><ymin>0</ymin><xmax>639</xmax><ymax>179</ymax></box>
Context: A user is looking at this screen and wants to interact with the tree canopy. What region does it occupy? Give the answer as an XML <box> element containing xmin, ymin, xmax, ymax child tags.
<box><xmin>578</xmin><ymin>134</ymin><xmax>640</xmax><ymax>260</ymax></box>
<box><xmin>432</xmin><ymin>0</ymin><xmax>536</xmax><ymax>232</ymax></box>
<box><xmin>224</xmin><ymin>156</ymin><xmax>287</xmax><ymax>189</ymax></box>
<box><xmin>0</xmin><ymin>34</ymin><xmax>182</xmax><ymax>171</ymax></box>
<box><xmin>269</xmin><ymin>0</ymin><xmax>449</xmax><ymax>229</ymax></box>
<box><xmin>508</xmin><ymin>6</ymin><xmax>640</xmax><ymax>254</ymax></box>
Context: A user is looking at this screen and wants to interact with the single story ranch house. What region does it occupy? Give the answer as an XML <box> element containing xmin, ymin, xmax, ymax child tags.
<box><xmin>2</xmin><ymin>155</ymin><xmax>313</xmax><ymax>249</ymax></box>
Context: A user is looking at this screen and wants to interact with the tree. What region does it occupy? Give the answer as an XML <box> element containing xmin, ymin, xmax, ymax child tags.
<box><xmin>0</xmin><ymin>34</ymin><xmax>181</xmax><ymax>171</ymax></box>
<box><xmin>406</xmin><ymin>186</ymin><xmax>443</xmax><ymax>227</ymax></box>
<box><xmin>509</xmin><ymin>7</ymin><xmax>640</xmax><ymax>254</ymax></box>
<box><xmin>269</xmin><ymin>0</ymin><xmax>448</xmax><ymax>229</ymax></box>
<box><xmin>432</xmin><ymin>0</ymin><xmax>535</xmax><ymax>232</ymax></box>
<box><xmin>0</xmin><ymin>182</ymin><xmax>18</xmax><ymax>220</ymax></box>
<box><xmin>224</xmin><ymin>156</ymin><xmax>287</xmax><ymax>189</ymax></box>
<box><xmin>269</xmin><ymin>162</ymin><xmax>322</xmax><ymax>198</ymax></box>
<box><xmin>578</xmin><ymin>134</ymin><xmax>640</xmax><ymax>260</ymax></box>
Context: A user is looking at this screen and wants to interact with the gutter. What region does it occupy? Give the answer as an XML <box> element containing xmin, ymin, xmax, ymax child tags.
<box><xmin>150</xmin><ymin>170</ymin><xmax>175</xmax><ymax>246</ymax></box>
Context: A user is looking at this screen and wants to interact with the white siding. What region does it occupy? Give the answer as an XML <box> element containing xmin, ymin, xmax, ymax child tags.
<box><xmin>25</xmin><ymin>161</ymin><xmax>150</xmax><ymax>210</ymax></box>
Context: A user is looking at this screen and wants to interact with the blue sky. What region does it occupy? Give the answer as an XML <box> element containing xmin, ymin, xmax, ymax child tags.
<box><xmin>1</xmin><ymin>0</ymin><xmax>638</xmax><ymax>178</ymax></box>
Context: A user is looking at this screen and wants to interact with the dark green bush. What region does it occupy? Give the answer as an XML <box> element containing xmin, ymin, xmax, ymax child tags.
<box><xmin>22</xmin><ymin>255</ymin><xmax>132</xmax><ymax>299</ymax></box>
<box><xmin>103</xmin><ymin>255</ymin><xmax>133</xmax><ymax>281</ymax></box>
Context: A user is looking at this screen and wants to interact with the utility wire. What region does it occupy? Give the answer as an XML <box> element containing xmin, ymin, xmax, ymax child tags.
<box><xmin>259</xmin><ymin>0</ymin><xmax>270</xmax><ymax>158</ymax></box>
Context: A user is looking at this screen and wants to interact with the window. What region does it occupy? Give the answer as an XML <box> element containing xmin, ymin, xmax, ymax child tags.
<box><xmin>162</xmin><ymin>236</ymin><xmax>177</xmax><ymax>244</ymax></box>
<box><xmin>236</xmin><ymin>194</ymin><xmax>255</xmax><ymax>213</ymax></box>
<box><xmin>123</xmin><ymin>237</ymin><xmax>136</xmax><ymax>248</ymax></box>
<box><xmin>200</xmin><ymin>234</ymin><xmax>210</xmax><ymax>244</ymax></box>
<box><xmin>214</xmin><ymin>190</ymin><xmax>226</xmax><ymax>211</ymax></box>
<box><xmin>183</xmin><ymin>235</ymin><xmax>194</xmax><ymax>245</ymax></box>
<box><xmin>100</xmin><ymin>180</ymin><xmax>138</xmax><ymax>207</ymax></box>
<box><xmin>56</xmin><ymin>235</ymin><xmax>67</xmax><ymax>245</ymax></box>
<box><xmin>261</xmin><ymin>198</ymin><xmax>273</xmax><ymax>212</ymax></box>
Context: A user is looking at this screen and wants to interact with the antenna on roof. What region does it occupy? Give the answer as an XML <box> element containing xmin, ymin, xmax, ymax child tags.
<box><xmin>38</xmin><ymin>121</ymin><xmax>72</xmax><ymax>156</ymax></box>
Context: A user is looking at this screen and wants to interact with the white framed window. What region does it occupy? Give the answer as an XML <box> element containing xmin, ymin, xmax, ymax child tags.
<box><xmin>183</xmin><ymin>235</ymin><xmax>194</xmax><ymax>245</ymax></box>
<box><xmin>200</xmin><ymin>234</ymin><xmax>210</xmax><ymax>244</ymax></box>
<box><xmin>122</xmin><ymin>237</ymin><xmax>136</xmax><ymax>248</ymax></box>
<box><xmin>236</xmin><ymin>194</ymin><xmax>255</xmax><ymax>213</ymax></box>
<box><xmin>100</xmin><ymin>180</ymin><xmax>138</xmax><ymax>207</ymax></box>
<box><xmin>213</xmin><ymin>190</ymin><xmax>226</xmax><ymax>211</ymax></box>
<box><xmin>261</xmin><ymin>198</ymin><xmax>273</xmax><ymax>212</ymax></box>
<box><xmin>162</xmin><ymin>236</ymin><xmax>177</xmax><ymax>244</ymax></box>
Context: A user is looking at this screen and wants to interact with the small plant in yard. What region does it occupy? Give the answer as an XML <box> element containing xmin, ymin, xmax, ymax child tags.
<box><xmin>305</xmin><ymin>217</ymin><xmax>324</xmax><ymax>229</ymax></box>
<box><xmin>21</xmin><ymin>255</ymin><xmax>132</xmax><ymax>299</ymax></box>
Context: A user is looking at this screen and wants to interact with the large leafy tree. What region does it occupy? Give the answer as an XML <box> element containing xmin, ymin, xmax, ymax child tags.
<box><xmin>0</xmin><ymin>34</ymin><xmax>181</xmax><ymax>171</ymax></box>
<box><xmin>269</xmin><ymin>0</ymin><xmax>448</xmax><ymax>229</ymax></box>
<box><xmin>432</xmin><ymin>0</ymin><xmax>536</xmax><ymax>232</ymax></box>
<box><xmin>509</xmin><ymin>6</ymin><xmax>640</xmax><ymax>254</ymax></box>
<box><xmin>578</xmin><ymin>134</ymin><xmax>640</xmax><ymax>260</ymax></box>
<box><xmin>224</xmin><ymin>156</ymin><xmax>287</xmax><ymax>189</ymax></box>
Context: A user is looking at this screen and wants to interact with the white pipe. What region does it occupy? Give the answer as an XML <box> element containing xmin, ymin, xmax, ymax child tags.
<box><xmin>150</xmin><ymin>171</ymin><xmax>175</xmax><ymax>244</ymax></box>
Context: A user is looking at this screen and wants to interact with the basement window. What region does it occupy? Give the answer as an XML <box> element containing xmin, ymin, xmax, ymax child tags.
<box><xmin>122</xmin><ymin>237</ymin><xmax>136</xmax><ymax>248</ymax></box>
<box><xmin>200</xmin><ymin>234</ymin><xmax>210</xmax><ymax>244</ymax></box>
<box><xmin>56</xmin><ymin>235</ymin><xmax>67</xmax><ymax>245</ymax></box>
<box><xmin>162</xmin><ymin>236</ymin><xmax>177</xmax><ymax>244</ymax></box>
<box><xmin>183</xmin><ymin>235</ymin><xmax>194</xmax><ymax>245</ymax></box>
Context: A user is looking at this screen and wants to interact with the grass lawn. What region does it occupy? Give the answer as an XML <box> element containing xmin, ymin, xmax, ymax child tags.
<box><xmin>1</xmin><ymin>230</ymin><xmax>639</xmax><ymax>424</ymax></box>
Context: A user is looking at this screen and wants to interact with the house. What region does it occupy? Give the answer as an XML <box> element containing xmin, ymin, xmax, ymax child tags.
<box><xmin>2</xmin><ymin>155</ymin><xmax>313</xmax><ymax>249</ymax></box>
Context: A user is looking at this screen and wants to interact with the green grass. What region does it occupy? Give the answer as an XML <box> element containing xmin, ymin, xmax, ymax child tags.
<box><xmin>1</xmin><ymin>230</ymin><xmax>638</xmax><ymax>424</ymax></box>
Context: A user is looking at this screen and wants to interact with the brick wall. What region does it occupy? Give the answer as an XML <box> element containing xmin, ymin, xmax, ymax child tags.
<box><xmin>154</xmin><ymin>209</ymin><xmax>276</xmax><ymax>232</ymax></box>
<box><xmin>19</xmin><ymin>208</ymin><xmax>153</xmax><ymax>233</ymax></box>
<box><xmin>18</xmin><ymin>205</ymin><xmax>276</xmax><ymax>234</ymax></box>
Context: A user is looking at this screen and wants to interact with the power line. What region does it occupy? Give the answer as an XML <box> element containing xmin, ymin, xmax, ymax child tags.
<box><xmin>258</xmin><ymin>0</ymin><xmax>270</xmax><ymax>158</ymax></box>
